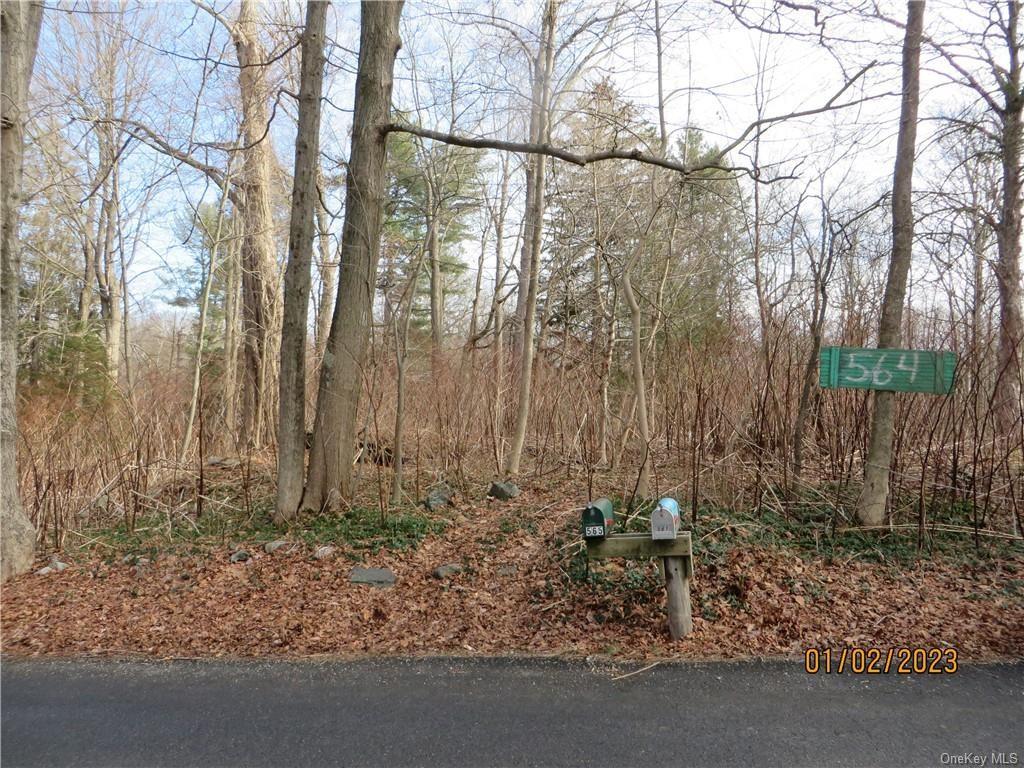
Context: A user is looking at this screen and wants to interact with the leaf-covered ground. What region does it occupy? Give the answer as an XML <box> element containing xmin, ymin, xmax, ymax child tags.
<box><xmin>3</xmin><ymin>481</ymin><xmax>1022</xmax><ymax>660</ymax></box>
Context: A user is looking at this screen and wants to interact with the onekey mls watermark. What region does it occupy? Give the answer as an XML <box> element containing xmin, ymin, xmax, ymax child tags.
<box><xmin>939</xmin><ymin>753</ymin><xmax>1018</xmax><ymax>766</ymax></box>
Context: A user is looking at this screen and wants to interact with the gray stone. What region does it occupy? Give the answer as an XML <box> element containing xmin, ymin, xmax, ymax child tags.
<box><xmin>313</xmin><ymin>545</ymin><xmax>337</xmax><ymax>561</ymax></box>
<box><xmin>487</xmin><ymin>481</ymin><xmax>520</xmax><ymax>501</ymax></box>
<box><xmin>49</xmin><ymin>558</ymin><xmax>69</xmax><ymax>572</ymax></box>
<box><xmin>432</xmin><ymin>563</ymin><xmax>463</xmax><ymax>579</ymax></box>
<box><xmin>350</xmin><ymin>567</ymin><xmax>396</xmax><ymax>587</ymax></box>
<box><xmin>229</xmin><ymin>550</ymin><xmax>250</xmax><ymax>563</ymax></box>
<box><xmin>423</xmin><ymin>483</ymin><xmax>453</xmax><ymax>512</ymax></box>
<box><xmin>35</xmin><ymin>566</ymin><xmax>53</xmax><ymax>576</ymax></box>
<box><xmin>496</xmin><ymin>564</ymin><xmax>518</xmax><ymax>577</ymax></box>
<box><xmin>206</xmin><ymin>456</ymin><xmax>240</xmax><ymax>469</ymax></box>
<box><xmin>264</xmin><ymin>540</ymin><xmax>289</xmax><ymax>554</ymax></box>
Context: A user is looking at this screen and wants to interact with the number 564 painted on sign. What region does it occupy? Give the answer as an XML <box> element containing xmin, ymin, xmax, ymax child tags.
<box><xmin>819</xmin><ymin>347</ymin><xmax>956</xmax><ymax>395</ymax></box>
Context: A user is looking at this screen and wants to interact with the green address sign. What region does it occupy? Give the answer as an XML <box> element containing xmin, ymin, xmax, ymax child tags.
<box><xmin>819</xmin><ymin>347</ymin><xmax>956</xmax><ymax>395</ymax></box>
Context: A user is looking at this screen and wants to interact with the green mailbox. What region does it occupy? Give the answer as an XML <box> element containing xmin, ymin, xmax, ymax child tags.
<box><xmin>582</xmin><ymin>498</ymin><xmax>615</xmax><ymax>539</ymax></box>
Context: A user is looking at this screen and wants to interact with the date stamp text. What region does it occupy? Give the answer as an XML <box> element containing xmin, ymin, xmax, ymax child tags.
<box><xmin>804</xmin><ymin>647</ymin><xmax>958</xmax><ymax>674</ymax></box>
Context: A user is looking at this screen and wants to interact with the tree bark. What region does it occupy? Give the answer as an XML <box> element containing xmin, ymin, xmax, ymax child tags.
<box><xmin>222</xmin><ymin>219</ymin><xmax>241</xmax><ymax>446</ymax></box>
<box><xmin>390</xmin><ymin>242</ymin><xmax>427</xmax><ymax>506</ymax></box>
<box><xmin>993</xmin><ymin>0</ymin><xmax>1023</xmax><ymax>435</ymax></box>
<box><xmin>794</xmin><ymin>202</ymin><xmax>835</xmax><ymax>482</ymax></box>
<box><xmin>1</xmin><ymin>0</ymin><xmax>44</xmax><ymax>582</ymax></box>
<box><xmin>96</xmin><ymin>170</ymin><xmax>123</xmax><ymax>382</ymax></box>
<box><xmin>505</xmin><ymin>0</ymin><xmax>557</xmax><ymax>477</ymax></box>
<box><xmin>856</xmin><ymin>0</ymin><xmax>925</xmax><ymax>527</ymax></box>
<box><xmin>489</xmin><ymin>157</ymin><xmax>511</xmax><ymax>470</ymax></box>
<box><xmin>275</xmin><ymin>0</ymin><xmax>328</xmax><ymax>523</ymax></box>
<box><xmin>512</xmin><ymin>8</ymin><xmax>551</xmax><ymax>357</ymax></box>
<box><xmin>314</xmin><ymin>188</ymin><xmax>336</xmax><ymax>363</ymax></box>
<box><xmin>181</xmin><ymin>178</ymin><xmax>234</xmax><ymax>463</ymax></box>
<box><xmin>79</xmin><ymin>197</ymin><xmax>97</xmax><ymax>326</ymax></box>
<box><xmin>426</xmin><ymin>189</ymin><xmax>443</xmax><ymax>373</ymax></box>
<box><xmin>622</xmin><ymin>267</ymin><xmax>651</xmax><ymax>498</ymax></box>
<box><xmin>302</xmin><ymin>0</ymin><xmax>404</xmax><ymax>511</ymax></box>
<box><xmin>233</xmin><ymin>0</ymin><xmax>282</xmax><ymax>448</ymax></box>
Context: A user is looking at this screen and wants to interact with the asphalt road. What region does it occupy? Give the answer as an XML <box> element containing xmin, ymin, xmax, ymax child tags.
<box><xmin>2</xmin><ymin>657</ymin><xmax>1021</xmax><ymax>768</ymax></box>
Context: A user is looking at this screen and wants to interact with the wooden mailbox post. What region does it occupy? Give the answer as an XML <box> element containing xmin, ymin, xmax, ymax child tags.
<box><xmin>586</xmin><ymin>532</ymin><xmax>694</xmax><ymax>640</ymax></box>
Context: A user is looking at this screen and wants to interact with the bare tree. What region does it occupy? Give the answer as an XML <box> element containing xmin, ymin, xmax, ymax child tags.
<box><xmin>302</xmin><ymin>0</ymin><xmax>404</xmax><ymax>511</ymax></box>
<box><xmin>276</xmin><ymin>0</ymin><xmax>329</xmax><ymax>523</ymax></box>
<box><xmin>180</xmin><ymin>167</ymin><xmax>236</xmax><ymax>463</ymax></box>
<box><xmin>505</xmin><ymin>0</ymin><xmax>558</xmax><ymax>476</ymax></box>
<box><xmin>119</xmin><ymin>0</ymin><xmax>286</xmax><ymax>448</ymax></box>
<box><xmin>984</xmin><ymin>2</ymin><xmax>1023</xmax><ymax>434</ymax></box>
<box><xmin>389</xmin><ymin>236</ymin><xmax>429</xmax><ymax>505</ymax></box>
<box><xmin>314</xmin><ymin>185</ymin><xmax>337</xmax><ymax>363</ymax></box>
<box><xmin>1</xmin><ymin>0</ymin><xmax>44</xmax><ymax>581</ymax></box>
<box><xmin>856</xmin><ymin>0</ymin><xmax>925</xmax><ymax>527</ymax></box>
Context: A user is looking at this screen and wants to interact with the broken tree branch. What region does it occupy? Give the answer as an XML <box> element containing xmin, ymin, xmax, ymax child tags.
<box><xmin>385</xmin><ymin>60</ymin><xmax>877</xmax><ymax>179</ymax></box>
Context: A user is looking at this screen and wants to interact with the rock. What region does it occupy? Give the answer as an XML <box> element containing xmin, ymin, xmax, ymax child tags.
<box><xmin>38</xmin><ymin>557</ymin><xmax>68</xmax><ymax>575</ymax></box>
<box><xmin>121</xmin><ymin>554</ymin><xmax>137</xmax><ymax>566</ymax></box>
<box><xmin>229</xmin><ymin>550</ymin><xmax>250</xmax><ymax>563</ymax></box>
<box><xmin>487</xmin><ymin>481</ymin><xmax>520</xmax><ymax>501</ymax></box>
<box><xmin>496</xmin><ymin>564</ymin><xmax>518</xmax><ymax>577</ymax></box>
<box><xmin>432</xmin><ymin>563</ymin><xmax>463</xmax><ymax>579</ymax></box>
<box><xmin>350</xmin><ymin>567</ymin><xmax>396</xmax><ymax>588</ymax></box>
<box><xmin>313</xmin><ymin>545</ymin><xmax>337</xmax><ymax>561</ymax></box>
<box><xmin>423</xmin><ymin>482</ymin><xmax>453</xmax><ymax>512</ymax></box>
<box><xmin>206</xmin><ymin>456</ymin><xmax>240</xmax><ymax>469</ymax></box>
<box><xmin>264</xmin><ymin>540</ymin><xmax>289</xmax><ymax>554</ymax></box>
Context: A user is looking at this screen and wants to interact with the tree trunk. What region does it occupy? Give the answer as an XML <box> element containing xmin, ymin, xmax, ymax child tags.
<box><xmin>234</xmin><ymin>0</ymin><xmax>281</xmax><ymax>448</ymax></box>
<box><xmin>793</xmin><ymin>289</ymin><xmax>827</xmax><ymax>482</ymax></box>
<box><xmin>97</xmin><ymin>171</ymin><xmax>123</xmax><ymax>383</ymax></box>
<box><xmin>275</xmin><ymin>0</ymin><xmax>328</xmax><ymax>523</ymax></box>
<box><xmin>181</xmin><ymin>180</ymin><xmax>233</xmax><ymax>464</ymax></box>
<box><xmin>855</xmin><ymin>0</ymin><xmax>925</xmax><ymax>526</ymax></box>
<box><xmin>302</xmin><ymin>0</ymin><xmax>404</xmax><ymax>511</ymax></box>
<box><xmin>994</xmin><ymin>0</ymin><xmax>1023</xmax><ymax>435</ymax></box>
<box><xmin>314</xmin><ymin>189</ymin><xmax>336</xmax><ymax>363</ymax></box>
<box><xmin>79</xmin><ymin>197</ymin><xmax>97</xmax><ymax>326</ymax></box>
<box><xmin>505</xmin><ymin>0</ymin><xmax>557</xmax><ymax>477</ymax></box>
<box><xmin>597</xmin><ymin>313</ymin><xmax>614</xmax><ymax>466</ymax></box>
<box><xmin>222</xmin><ymin>220</ymin><xmax>241</xmax><ymax>446</ymax></box>
<box><xmin>390</xmin><ymin>244</ymin><xmax>426</xmax><ymax>506</ymax></box>
<box><xmin>467</xmin><ymin>228</ymin><xmax>487</xmax><ymax>353</ymax></box>
<box><xmin>622</xmin><ymin>267</ymin><xmax>651</xmax><ymax>498</ymax></box>
<box><xmin>427</xmin><ymin>196</ymin><xmax>443</xmax><ymax>374</ymax></box>
<box><xmin>793</xmin><ymin>204</ymin><xmax>833</xmax><ymax>482</ymax></box>
<box><xmin>1</xmin><ymin>0</ymin><xmax>44</xmax><ymax>582</ymax></box>
<box><xmin>513</xmin><ymin>1</ymin><xmax>559</xmax><ymax>358</ymax></box>
<box><xmin>489</xmin><ymin>160</ymin><xmax>510</xmax><ymax>469</ymax></box>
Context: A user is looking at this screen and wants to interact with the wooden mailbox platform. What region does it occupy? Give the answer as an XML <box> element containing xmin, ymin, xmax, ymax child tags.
<box><xmin>586</xmin><ymin>532</ymin><xmax>693</xmax><ymax>640</ymax></box>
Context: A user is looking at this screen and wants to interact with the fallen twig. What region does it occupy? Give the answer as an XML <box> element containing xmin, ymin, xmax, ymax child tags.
<box><xmin>612</xmin><ymin>661</ymin><xmax>661</xmax><ymax>681</ymax></box>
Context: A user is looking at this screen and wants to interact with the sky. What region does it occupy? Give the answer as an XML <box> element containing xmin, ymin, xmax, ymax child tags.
<box><xmin>29</xmin><ymin>0</ymin><xmax>1002</xmax><ymax>330</ymax></box>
